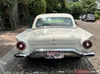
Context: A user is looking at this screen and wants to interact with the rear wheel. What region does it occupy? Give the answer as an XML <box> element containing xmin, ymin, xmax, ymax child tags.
<box><xmin>93</xmin><ymin>20</ymin><xmax>95</xmax><ymax>22</ymax></box>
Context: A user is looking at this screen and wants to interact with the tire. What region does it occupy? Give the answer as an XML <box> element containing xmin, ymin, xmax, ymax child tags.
<box><xmin>93</xmin><ymin>20</ymin><xmax>95</xmax><ymax>22</ymax></box>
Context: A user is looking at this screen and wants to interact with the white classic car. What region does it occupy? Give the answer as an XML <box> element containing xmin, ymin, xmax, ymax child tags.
<box><xmin>15</xmin><ymin>13</ymin><xmax>95</xmax><ymax>59</ymax></box>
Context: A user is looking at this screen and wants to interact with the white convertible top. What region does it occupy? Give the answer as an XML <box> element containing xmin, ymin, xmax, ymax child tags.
<box><xmin>32</xmin><ymin>13</ymin><xmax>77</xmax><ymax>29</ymax></box>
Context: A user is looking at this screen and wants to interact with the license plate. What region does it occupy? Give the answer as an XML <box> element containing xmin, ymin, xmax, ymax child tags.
<box><xmin>46</xmin><ymin>51</ymin><xmax>62</xmax><ymax>59</ymax></box>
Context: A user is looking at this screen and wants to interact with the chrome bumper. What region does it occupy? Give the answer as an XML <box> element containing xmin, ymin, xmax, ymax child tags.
<box><xmin>82</xmin><ymin>52</ymin><xmax>95</xmax><ymax>56</ymax></box>
<box><xmin>14</xmin><ymin>49</ymin><xmax>95</xmax><ymax>58</ymax></box>
<box><xmin>14</xmin><ymin>53</ymin><xmax>28</xmax><ymax>58</ymax></box>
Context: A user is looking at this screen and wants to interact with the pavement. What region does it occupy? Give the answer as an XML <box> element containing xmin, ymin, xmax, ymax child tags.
<box><xmin>0</xmin><ymin>25</ymin><xmax>29</xmax><ymax>58</ymax></box>
<box><xmin>0</xmin><ymin>25</ymin><xmax>29</xmax><ymax>73</ymax></box>
<box><xmin>0</xmin><ymin>47</ymin><xmax>17</xmax><ymax>73</ymax></box>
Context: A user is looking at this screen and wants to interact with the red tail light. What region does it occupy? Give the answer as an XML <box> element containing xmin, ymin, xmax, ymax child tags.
<box><xmin>16</xmin><ymin>41</ymin><xmax>26</xmax><ymax>50</ymax></box>
<box><xmin>82</xmin><ymin>40</ymin><xmax>92</xmax><ymax>49</ymax></box>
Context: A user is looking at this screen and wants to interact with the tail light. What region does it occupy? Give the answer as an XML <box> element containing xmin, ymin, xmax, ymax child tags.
<box><xmin>82</xmin><ymin>40</ymin><xmax>92</xmax><ymax>49</ymax></box>
<box><xmin>16</xmin><ymin>41</ymin><xmax>26</xmax><ymax>50</ymax></box>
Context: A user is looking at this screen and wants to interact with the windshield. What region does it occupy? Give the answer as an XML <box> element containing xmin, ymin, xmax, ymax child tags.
<box><xmin>36</xmin><ymin>17</ymin><xmax>73</xmax><ymax>27</ymax></box>
<box><xmin>88</xmin><ymin>14</ymin><xmax>95</xmax><ymax>17</ymax></box>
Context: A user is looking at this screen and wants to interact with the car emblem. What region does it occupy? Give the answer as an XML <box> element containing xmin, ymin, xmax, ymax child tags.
<box><xmin>50</xmin><ymin>39</ymin><xmax>57</xmax><ymax>44</ymax></box>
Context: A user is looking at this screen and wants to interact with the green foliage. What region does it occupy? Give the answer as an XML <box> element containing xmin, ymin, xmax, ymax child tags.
<box><xmin>65</xmin><ymin>2</ymin><xmax>83</xmax><ymax>18</ymax></box>
<box><xmin>65</xmin><ymin>3</ymin><xmax>72</xmax><ymax>13</ymax></box>
<box><xmin>95</xmin><ymin>14</ymin><xmax>100</xmax><ymax>20</ymax></box>
<box><xmin>25</xmin><ymin>0</ymin><xmax>46</xmax><ymax>16</ymax></box>
<box><xmin>17</xmin><ymin>0</ymin><xmax>29</xmax><ymax>25</ymax></box>
<box><xmin>81</xmin><ymin>0</ymin><xmax>96</xmax><ymax>14</ymax></box>
<box><xmin>0</xmin><ymin>0</ymin><xmax>15</xmax><ymax>13</ymax></box>
<box><xmin>70</xmin><ymin>2</ymin><xmax>83</xmax><ymax>15</ymax></box>
<box><xmin>0</xmin><ymin>0</ymin><xmax>16</xmax><ymax>30</ymax></box>
<box><xmin>45</xmin><ymin>0</ymin><xmax>67</xmax><ymax>13</ymax></box>
<box><xmin>25</xmin><ymin>0</ymin><xmax>46</xmax><ymax>28</ymax></box>
<box><xmin>95</xmin><ymin>11</ymin><xmax>100</xmax><ymax>16</ymax></box>
<box><xmin>45</xmin><ymin>0</ymin><xmax>59</xmax><ymax>13</ymax></box>
<box><xmin>58</xmin><ymin>0</ymin><xmax>66</xmax><ymax>12</ymax></box>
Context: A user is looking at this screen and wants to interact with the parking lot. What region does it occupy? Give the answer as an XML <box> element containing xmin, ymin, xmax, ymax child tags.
<box><xmin>0</xmin><ymin>20</ymin><xmax>100</xmax><ymax>74</ymax></box>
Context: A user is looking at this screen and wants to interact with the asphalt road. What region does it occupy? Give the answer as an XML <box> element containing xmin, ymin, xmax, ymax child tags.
<box><xmin>3</xmin><ymin>20</ymin><xmax>100</xmax><ymax>74</ymax></box>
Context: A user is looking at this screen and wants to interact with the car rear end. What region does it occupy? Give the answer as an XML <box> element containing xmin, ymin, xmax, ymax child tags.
<box><xmin>86</xmin><ymin>14</ymin><xmax>95</xmax><ymax>22</ymax></box>
<box><xmin>15</xmin><ymin>28</ymin><xmax>95</xmax><ymax>59</ymax></box>
<box><xmin>14</xmin><ymin>13</ymin><xmax>95</xmax><ymax>59</ymax></box>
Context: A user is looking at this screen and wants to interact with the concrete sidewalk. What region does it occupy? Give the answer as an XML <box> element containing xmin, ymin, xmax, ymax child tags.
<box><xmin>0</xmin><ymin>47</ymin><xmax>18</xmax><ymax>74</ymax></box>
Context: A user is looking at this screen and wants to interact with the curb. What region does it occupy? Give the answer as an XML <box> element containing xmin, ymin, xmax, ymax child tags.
<box><xmin>0</xmin><ymin>47</ymin><xmax>18</xmax><ymax>73</ymax></box>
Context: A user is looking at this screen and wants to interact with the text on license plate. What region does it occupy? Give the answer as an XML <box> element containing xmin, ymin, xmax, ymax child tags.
<box><xmin>47</xmin><ymin>51</ymin><xmax>62</xmax><ymax>59</ymax></box>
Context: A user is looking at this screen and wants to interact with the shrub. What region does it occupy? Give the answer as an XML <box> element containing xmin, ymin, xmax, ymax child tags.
<box><xmin>95</xmin><ymin>14</ymin><xmax>100</xmax><ymax>20</ymax></box>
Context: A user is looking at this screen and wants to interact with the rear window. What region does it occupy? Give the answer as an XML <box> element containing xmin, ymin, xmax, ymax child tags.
<box><xmin>36</xmin><ymin>17</ymin><xmax>73</xmax><ymax>27</ymax></box>
<box><xmin>87</xmin><ymin>14</ymin><xmax>95</xmax><ymax>17</ymax></box>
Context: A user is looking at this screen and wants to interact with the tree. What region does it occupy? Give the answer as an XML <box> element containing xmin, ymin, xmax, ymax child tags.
<box><xmin>45</xmin><ymin>0</ymin><xmax>59</xmax><ymax>13</ymax></box>
<box><xmin>71</xmin><ymin>2</ymin><xmax>83</xmax><ymax>15</ymax></box>
<box><xmin>0</xmin><ymin>0</ymin><xmax>16</xmax><ymax>30</ymax></box>
<box><xmin>65</xmin><ymin>3</ymin><xmax>72</xmax><ymax>13</ymax></box>
<box><xmin>17</xmin><ymin>0</ymin><xmax>29</xmax><ymax>25</ymax></box>
<box><xmin>58</xmin><ymin>0</ymin><xmax>66</xmax><ymax>12</ymax></box>
<box><xmin>25</xmin><ymin>0</ymin><xmax>46</xmax><ymax>27</ymax></box>
<box><xmin>45</xmin><ymin>0</ymin><xmax>67</xmax><ymax>13</ymax></box>
<box><xmin>81</xmin><ymin>0</ymin><xmax>96</xmax><ymax>14</ymax></box>
<box><xmin>25</xmin><ymin>0</ymin><xmax>46</xmax><ymax>16</ymax></box>
<box><xmin>64</xmin><ymin>2</ymin><xmax>83</xmax><ymax>18</ymax></box>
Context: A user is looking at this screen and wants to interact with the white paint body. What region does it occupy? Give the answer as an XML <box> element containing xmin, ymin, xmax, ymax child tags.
<box><xmin>15</xmin><ymin>13</ymin><xmax>94</xmax><ymax>58</ymax></box>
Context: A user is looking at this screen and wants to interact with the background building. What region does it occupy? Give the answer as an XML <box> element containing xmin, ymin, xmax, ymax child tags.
<box><xmin>96</xmin><ymin>0</ymin><xmax>100</xmax><ymax>10</ymax></box>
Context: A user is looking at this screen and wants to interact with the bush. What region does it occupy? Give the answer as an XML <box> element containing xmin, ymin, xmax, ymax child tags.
<box><xmin>95</xmin><ymin>14</ymin><xmax>100</xmax><ymax>20</ymax></box>
<box><xmin>95</xmin><ymin>11</ymin><xmax>100</xmax><ymax>16</ymax></box>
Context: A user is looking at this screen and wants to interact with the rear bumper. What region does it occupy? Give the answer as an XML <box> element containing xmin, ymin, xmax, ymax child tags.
<box><xmin>86</xmin><ymin>19</ymin><xmax>95</xmax><ymax>21</ymax></box>
<box><xmin>14</xmin><ymin>49</ymin><xmax>95</xmax><ymax>58</ymax></box>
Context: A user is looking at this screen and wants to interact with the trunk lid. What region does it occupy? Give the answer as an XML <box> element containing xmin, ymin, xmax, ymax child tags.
<box><xmin>28</xmin><ymin>28</ymin><xmax>80</xmax><ymax>45</ymax></box>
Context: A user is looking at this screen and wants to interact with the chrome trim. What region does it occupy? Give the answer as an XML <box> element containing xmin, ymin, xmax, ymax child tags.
<box><xmin>83</xmin><ymin>52</ymin><xmax>95</xmax><ymax>56</ymax></box>
<box><xmin>14</xmin><ymin>53</ymin><xmax>29</xmax><ymax>58</ymax></box>
<box><xmin>14</xmin><ymin>48</ymin><xmax>95</xmax><ymax>58</ymax></box>
<box><xmin>34</xmin><ymin>48</ymin><xmax>95</xmax><ymax>56</ymax></box>
<box><xmin>34</xmin><ymin>49</ymin><xmax>81</xmax><ymax>55</ymax></box>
